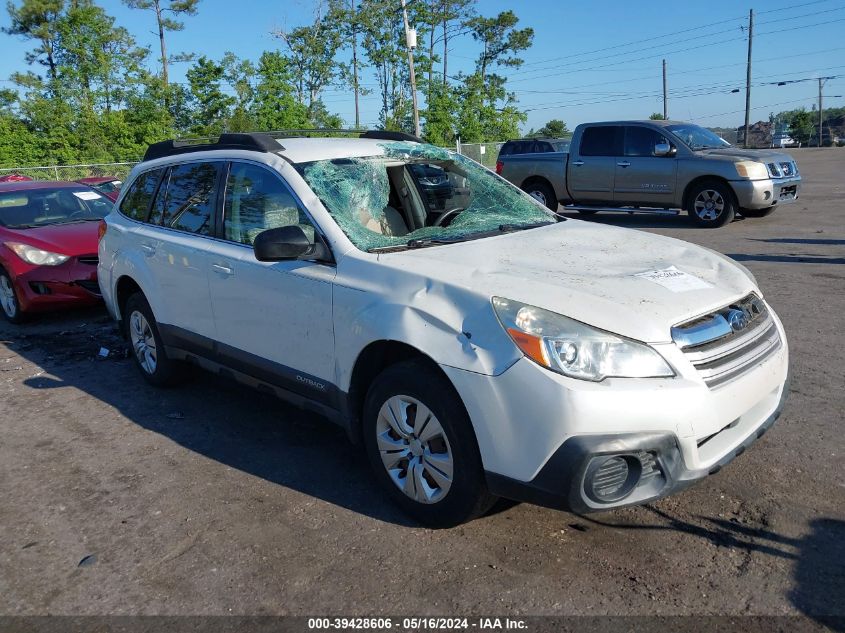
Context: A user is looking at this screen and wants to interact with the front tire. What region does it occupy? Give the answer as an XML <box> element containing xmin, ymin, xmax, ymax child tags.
<box><xmin>522</xmin><ymin>181</ymin><xmax>558</xmax><ymax>211</ymax></box>
<box><xmin>363</xmin><ymin>359</ymin><xmax>496</xmax><ymax>527</ymax></box>
<box><xmin>741</xmin><ymin>206</ymin><xmax>776</xmax><ymax>218</ymax></box>
<box><xmin>0</xmin><ymin>269</ymin><xmax>25</xmax><ymax>324</ymax></box>
<box><xmin>687</xmin><ymin>180</ymin><xmax>736</xmax><ymax>228</ymax></box>
<box><xmin>123</xmin><ymin>293</ymin><xmax>183</xmax><ymax>387</ymax></box>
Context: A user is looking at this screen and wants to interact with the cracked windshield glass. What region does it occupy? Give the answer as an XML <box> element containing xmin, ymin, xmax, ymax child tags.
<box><xmin>299</xmin><ymin>142</ymin><xmax>556</xmax><ymax>251</ymax></box>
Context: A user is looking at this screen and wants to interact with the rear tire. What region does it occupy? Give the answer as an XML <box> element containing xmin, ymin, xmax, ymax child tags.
<box><xmin>363</xmin><ymin>359</ymin><xmax>496</xmax><ymax>528</ymax></box>
<box><xmin>123</xmin><ymin>293</ymin><xmax>183</xmax><ymax>387</ymax></box>
<box><xmin>687</xmin><ymin>180</ymin><xmax>736</xmax><ymax>228</ymax></box>
<box><xmin>522</xmin><ymin>181</ymin><xmax>558</xmax><ymax>211</ymax></box>
<box><xmin>741</xmin><ymin>206</ymin><xmax>776</xmax><ymax>218</ymax></box>
<box><xmin>0</xmin><ymin>268</ymin><xmax>25</xmax><ymax>324</ymax></box>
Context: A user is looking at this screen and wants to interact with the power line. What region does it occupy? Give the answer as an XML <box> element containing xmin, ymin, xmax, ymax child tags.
<box><xmin>510</xmin><ymin>4</ymin><xmax>845</xmax><ymax>80</ymax></box>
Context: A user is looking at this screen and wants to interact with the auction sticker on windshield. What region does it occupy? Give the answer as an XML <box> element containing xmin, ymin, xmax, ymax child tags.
<box><xmin>73</xmin><ymin>191</ymin><xmax>102</xmax><ymax>201</ymax></box>
<box><xmin>634</xmin><ymin>266</ymin><xmax>712</xmax><ymax>292</ymax></box>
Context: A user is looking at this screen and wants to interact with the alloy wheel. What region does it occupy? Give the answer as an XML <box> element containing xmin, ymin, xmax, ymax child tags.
<box><xmin>529</xmin><ymin>189</ymin><xmax>547</xmax><ymax>205</ymax></box>
<box><xmin>375</xmin><ymin>395</ymin><xmax>454</xmax><ymax>504</ymax></box>
<box><xmin>129</xmin><ymin>310</ymin><xmax>157</xmax><ymax>374</ymax></box>
<box><xmin>693</xmin><ymin>189</ymin><xmax>725</xmax><ymax>221</ymax></box>
<box><xmin>0</xmin><ymin>275</ymin><xmax>18</xmax><ymax>319</ymax></box>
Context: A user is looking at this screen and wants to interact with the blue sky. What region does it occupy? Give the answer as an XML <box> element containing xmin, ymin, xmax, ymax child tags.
<box><xmin>1</xmin><ymin>0</ymin><xmax>843</xmax><ymax>132</ymax></box>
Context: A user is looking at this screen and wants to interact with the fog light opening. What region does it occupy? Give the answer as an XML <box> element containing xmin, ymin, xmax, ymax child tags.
<box><xmin>587</xmin><ymin>455</ymin><xmax>642</xmax><ymax>503</ymax></box>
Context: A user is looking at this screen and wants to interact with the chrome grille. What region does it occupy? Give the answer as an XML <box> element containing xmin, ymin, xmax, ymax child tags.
<box><xmin>672</xmin><ymin>294</ymin><xmax>782</xmax><ymax>389</ymax></box>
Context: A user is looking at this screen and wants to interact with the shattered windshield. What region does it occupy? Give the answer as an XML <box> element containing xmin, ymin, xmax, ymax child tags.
<box><xmin>666</xmin><ymin>124</ymin><xmax>732</xmax><ymax>150</ymax></box>
<box><xmin>298</xmin><ymin>142</ymin><xmax>556</xmax><ymax>251</ymax></box>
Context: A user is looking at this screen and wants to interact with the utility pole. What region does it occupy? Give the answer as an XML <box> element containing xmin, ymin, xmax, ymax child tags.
<box><xmin>351</xmin><ymin>0</ymin><xmax>360</xmax><ymax>129</ymax></box>
<box><xmin>662</xmin><ymin>59</ymin><xmax>668</xmax><ymax>120</ymax></box>
<box><xmin>744</xmin><ymin>9</ymin><xmax>753</xmax><ymax>148</ymax></box>
<box><xmin>401</xmin><ymin>0</ymin><xmax>421</xmax><ymax>138</ymax></box>
<box><xmin>818</xmin><ymin>77</ymin><xmax>825</xmax><ymax>147</ymax></box>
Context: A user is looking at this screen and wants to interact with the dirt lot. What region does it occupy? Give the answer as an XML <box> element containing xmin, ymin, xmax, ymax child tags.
<box><xmin>0</xmin><ymin>149</ymin><xmax>843</xmax><ymax>620</ymax></box>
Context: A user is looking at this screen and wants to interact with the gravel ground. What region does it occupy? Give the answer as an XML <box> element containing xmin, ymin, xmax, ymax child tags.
<box><xmin>0</xmin><ymin>148</ymin><xmax>842</xmax><ymax>620</ymax></box>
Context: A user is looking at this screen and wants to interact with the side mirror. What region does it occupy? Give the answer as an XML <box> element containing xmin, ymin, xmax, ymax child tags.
<box><xmin>654</xmin><ymin>141</ymin><xmax>677</xmax><ymax>157</ymax></box>
<box><xmin>253</xmin><ymin>225</ymin><xmax>312</xmax><ymax>261</ymax></box>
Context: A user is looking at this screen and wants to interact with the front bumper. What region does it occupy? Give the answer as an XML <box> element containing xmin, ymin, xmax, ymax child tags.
<box><xmin>441</xmin><ymin>309</ymin><xmax>789</xmax><ymax>512</ymax></box>
<box><xmin>485</xmin><ymin>375</ymin><xmax>788</xmax><ymax>513</ymax></box>
<box><xmin>11</xmin><ymin>257</ymin><xmax>102</xmax><ymax>314</ymax></box>
<box><xmin>731</xmin><ymin>176</ymin><xmax>801</xmax><ymax>210</ymax></box>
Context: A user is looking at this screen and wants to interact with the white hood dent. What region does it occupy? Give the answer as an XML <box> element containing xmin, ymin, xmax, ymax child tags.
<box><xmin>373</xmin><ymin>220</ymin><xmax>756</xmax><ymax>345</ymax></box>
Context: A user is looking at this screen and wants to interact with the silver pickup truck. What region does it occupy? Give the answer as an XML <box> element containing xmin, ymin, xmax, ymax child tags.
<box><xmin>496</xmin><ymin>120</ymin><xmax>802</xmax><ymax>227</ymax></box>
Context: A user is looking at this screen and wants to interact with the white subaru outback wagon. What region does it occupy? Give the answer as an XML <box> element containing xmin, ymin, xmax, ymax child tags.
<box><xmin>98</xmin><ymin>131</ymin><xmax>789</xmax><ymax>527</ymax></box>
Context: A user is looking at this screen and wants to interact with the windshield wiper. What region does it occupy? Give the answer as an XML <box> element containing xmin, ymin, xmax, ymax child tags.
<box><xmin>406</xmin><ymin>236</ymin><xmax>467</xmax><ymax>249</ymax></box>
<box><xmin>498</xmin><ymin>221</ymin><xmax>556</xmax><ymax>232</ymax></box>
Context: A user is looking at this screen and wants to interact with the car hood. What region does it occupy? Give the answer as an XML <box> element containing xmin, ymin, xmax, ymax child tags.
<box><xmin>390</xmin><ymin>220</ymin><xmax>756</xmax><ymax>343</ymax></box>
<box><xmin>695</xmin><ymin>147</ymin><xmax>795</xmax><ymax>163</ymax></box>
<box><xmin>2</xmin><ymin>222</ymin><xmax>100</xmax><ymax>256</ymax></box>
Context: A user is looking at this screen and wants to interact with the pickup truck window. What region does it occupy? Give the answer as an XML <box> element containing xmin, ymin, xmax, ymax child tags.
<box><xmin>666</xmin><ymin>124</ymin><xmax>731</xmax><ymax>151</ymax></box>
<box><xmin>624</xmin><ymin>126</ymin><xmax>669</xmax><ymax>157</ymax></box>
<box><xmin>580</xmin><ymin>126</ymin><xmax>623</xmax><ymax>156</ymax></box>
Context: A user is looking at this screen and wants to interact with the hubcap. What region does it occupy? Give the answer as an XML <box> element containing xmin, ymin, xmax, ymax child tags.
<box><xmin>693</xmin><ymin>189</ymin><xmax>725</xmax><ymax>221</ymax></box>
<box><xmin>375</xmin><ymin>395</ymin><xmax>454</xmax><ymax>504</ymax></box>
<box><xmin>0</xmin><ymin>275</ymin><xmax>17</xmax><ymax>318</ymax></box>
<box><xmin>529</xmin><ymin>189</ymin><xmax>547</xmax><ymax>205</ymax></box>
<box><xmin>129</xmin><ymin>310</ymin><xmax>157</xmax><ymax>374</ymax></box>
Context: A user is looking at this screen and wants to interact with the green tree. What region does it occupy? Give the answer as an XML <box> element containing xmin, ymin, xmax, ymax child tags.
<box><xmin>468</xmin><ymin>10</ymin><xmax>533</xmax><ymax>83</ymax></box>
<box><xmin>786</xmin><ymin>109</ymin><xmax>815</xmax><ymax>145</ymax></box>
<box><xmin>122</xmin><ymin>0</ymin><xmax>200</xmax><ymax>87</ymax></box>
<box><xmin>4</xmin><ymin>0</ymin><xmax>65</xmax><ymax>80</ymax></box>
<box><xmin>649</xmin><ymin>112</ymin><xmax>666</xmax><ymax>120</ymax></box>
<box><xmin>249</xmin><ymin>51</ymin><xmax>308</xmax><ymax>131</ymax></box>
<box><xmin>533</xmin><ymin>119</ymin><xmax>568</xmax><ymax>137</ymax></box>
<box><xmin>423</xmin><ymin>80</ymin><xmax>459</xmax><ymax>144</ymax></box>
<box><xmin>274</xmin><ymin>5</ymin><xmax>342</xmax><ymax>124</ymax></box>
<box><xmin>186</xmin><ymin>55</ymin><xmax>234</xmax><ymax>135</ymax></box>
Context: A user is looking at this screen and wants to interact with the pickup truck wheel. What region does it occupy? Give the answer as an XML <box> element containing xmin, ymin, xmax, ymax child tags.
<box><xmin>741</xmin><ymin>206</ymin><xmax>776</xmax><ymax>218</ymax></box>
<box><xmin>522</xmin><ymin>181</ymin><xmax>557</xmax><ymax>211</ymax></box>
<box><xmin>687</xmin><ymin>181</ymin><xmax>736</xmax><ymax>228</ymax></box>
<box><xmin>363</xmin><ymin>359</ymin><xmax>496</xmax><ymax>528</ymax></box>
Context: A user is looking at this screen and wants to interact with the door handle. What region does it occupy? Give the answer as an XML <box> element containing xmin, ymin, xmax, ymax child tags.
<box><xmin>212</xmin><ymin>263</ymin><xmax>233</xmax><ymax>276</ymax></box>
<box><xmin>617</xmin><ymin>161</ymin><xmax>631</xmax><ymax>168</ymax></box>
<box><xmin>140</xmin><ymin>244</ymin><xmax>155</xmax><ymax>256</ymax></box>
<box><xmin>572</xmin><ymin>160</ymin><xmax>585</xmax><ymax>166</ymax></box>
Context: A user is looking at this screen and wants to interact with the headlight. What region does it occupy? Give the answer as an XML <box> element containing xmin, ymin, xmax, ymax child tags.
<box><xmin>6</xmin><ymin>242</ymin><xmax>70</xmax><ymax>266</ymax></box>
<box><xmin>492</xmin><ymin>297</ymin><xmax>674</xmax><ymax>381</ymax></box>
<box><xmin>734</xmin><ymin>161</ymin><xmax>768</xmax><ymax>179</ymax></box>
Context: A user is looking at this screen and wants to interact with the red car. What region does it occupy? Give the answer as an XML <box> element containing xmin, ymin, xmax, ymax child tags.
<box><xmin>75</xmin><ymin>176</ymin><xmax>123</xmax><ymax>201</ymax></box>
<box><xmin>0</xmin><ymin>174</ymin><xmax>34</xmax><ymax>183</ymax></box>
<box><xmin>0</xmin><ymin>181</ymin><xmax>112</xmax><ymax>323</ymax></box>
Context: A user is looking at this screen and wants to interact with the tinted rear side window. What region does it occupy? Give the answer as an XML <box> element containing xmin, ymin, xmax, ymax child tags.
<box><xmin>159</xmin><ymin>162</ymin><xmax>220</xmax><ymax>235</ymax></box>
<box><xmin>580</xmin><ymin>126</ymin><xmax>623</xmax><ymax>156</ymax></box>
<box><xmin>119</xmin><ymin>168</ymin><xmax>163</xmax><ymax>222</ymax></box>
<box><xmin>499</xmin><ymin>143</ymin><xmax>513</xmax><ymax>156</ymax></box>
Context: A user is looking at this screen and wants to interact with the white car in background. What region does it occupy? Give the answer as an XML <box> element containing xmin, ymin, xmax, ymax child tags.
<box><xmin>98</xmin><ymin>131</ymin><xmax>789</xmax><ymax>527</ymax></box>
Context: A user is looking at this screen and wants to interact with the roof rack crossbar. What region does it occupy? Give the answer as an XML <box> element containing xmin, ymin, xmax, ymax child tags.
<box><xmin>359</xmin><ymin>130</ymin><xmax>422</xmax><ymax>143</ymax></box>
<box><xmin>143</xmin><ymin>133</ymin><xmax>285</xmax><ymax>162</ymax></box>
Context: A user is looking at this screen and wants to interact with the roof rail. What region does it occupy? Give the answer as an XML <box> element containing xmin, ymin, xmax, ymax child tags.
<box><xmin>143</xmin><ymin>133</ymin><xmax>285</xmax><ymax>162</ymax></box>
<box><xmin>360</xmin><ymin>130</ymin><xmax>422</xmax><ymax>143</ymax></box>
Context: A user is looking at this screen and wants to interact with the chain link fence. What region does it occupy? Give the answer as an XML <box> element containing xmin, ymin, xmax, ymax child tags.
<box><xmin>0</xmin><ymin>162</ymin><xmax>137</xmax><ymax>182</ymax></box>
<box><xmin>454</xmin><ymin>142</ymin><xmax>504</xmax><ymax>169</ymax></box>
